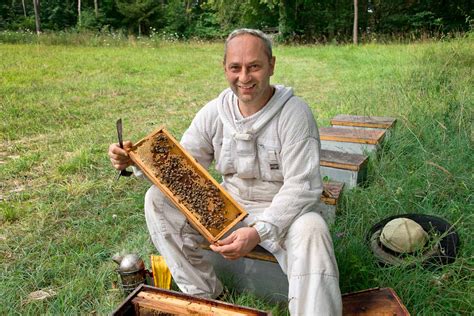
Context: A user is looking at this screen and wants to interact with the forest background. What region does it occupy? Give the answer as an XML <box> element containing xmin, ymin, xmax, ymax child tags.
<box><xmin>1</xmin><ymin>0</ymin><xmax>473</xmax><ymax>43</ymax></box>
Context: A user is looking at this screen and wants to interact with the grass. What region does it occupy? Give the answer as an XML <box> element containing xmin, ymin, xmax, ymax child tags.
<box><xmin>1</xmin><ymin>34</ymin><xmax>473</xmax><ymax>314</ymax></box>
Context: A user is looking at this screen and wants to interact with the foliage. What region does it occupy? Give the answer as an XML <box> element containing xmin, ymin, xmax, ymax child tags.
<box><xmin>77</xmin><ymin>9</ymin><xmax>101</xmax><ymax>30</ymax></box>
<box><xmin>0</xmin><ymin>0</ymin><xmax>472</xmax><ymax>42</ymax></box>
<box><xmin>190</xmin><ymin>11</ymin><xmax>224</xmax><ymax>39</ymax></box>
<box><xmin>207</xmin><ymin>0</ymin><xmax>278</xmax><ymax>33</ymax></box>
<box><xmin>115</xmin><ymin>0</ymin><xmax>162</xmax><ymax>35</ymax></box>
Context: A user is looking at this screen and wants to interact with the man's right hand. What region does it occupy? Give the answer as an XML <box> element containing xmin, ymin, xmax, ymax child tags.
<box><xmin>108</xmin><ymin>141</ymin><xmax>134</xmax><ymax>170</ymax></box>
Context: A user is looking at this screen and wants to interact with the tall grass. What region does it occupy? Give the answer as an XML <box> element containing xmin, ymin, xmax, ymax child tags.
<box><xmin>333</xmin><ymin>40</ymin><xmax>473</xmax><ymax>315</ymax></box>
<box><xmin>1</xmin><ymin>35</ymin><xmax>472</xmax><ymax>314</ymax></box>
<box><xmin>0</xmin><ymin>30</ymin><xmax>205</xmax><ymax>47</ymax></box>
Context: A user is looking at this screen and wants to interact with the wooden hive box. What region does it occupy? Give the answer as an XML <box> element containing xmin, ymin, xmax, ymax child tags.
<box><xmin>330</xmin><ymin>114</ymin><xmax>397</xmax><ymax>129</ymax></box>
<box><xmin>342</xmin><ymin>287</ymin><xmax>410</xmax><ymax>315</ymax></box>
<box><xmin>112</xmin><ymin>284</ymin><xmax>271</xmax><ymax>316</ymax></box>
<box><xmin>128</xmin><ymin>127</ymin><xmax>248</xmax><ymax>244</ymax></box>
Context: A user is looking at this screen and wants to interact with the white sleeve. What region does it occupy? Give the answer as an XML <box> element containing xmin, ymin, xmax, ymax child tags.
<box><xmin>180</xmin><ymin>99</ymin><xmax>219</xmax><ymax>169</ymax></box>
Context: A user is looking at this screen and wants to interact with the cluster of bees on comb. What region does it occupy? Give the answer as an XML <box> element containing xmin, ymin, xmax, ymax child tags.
<box><xmin>150</xmin><ymin>133</ymin><xmax>227</xmax><ymax>231</ymax></box>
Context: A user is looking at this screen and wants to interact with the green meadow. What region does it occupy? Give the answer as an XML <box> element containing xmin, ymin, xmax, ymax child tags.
<box><xmin>1</xmin><ymin>35</ymin><xmax>473</xmax><ymax>314</ymax></box>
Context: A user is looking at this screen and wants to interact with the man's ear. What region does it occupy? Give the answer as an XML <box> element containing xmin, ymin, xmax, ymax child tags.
<box><xmin>269</xmin><ymin>56</ymin><xmax>276</xmax><ymax>76</ymax></box>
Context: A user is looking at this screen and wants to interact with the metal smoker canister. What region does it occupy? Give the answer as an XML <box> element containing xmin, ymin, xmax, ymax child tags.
<box><xmin>113</xmin><ymin>254</ymin><xmax>146</xmax><ymax>294</ymax></box>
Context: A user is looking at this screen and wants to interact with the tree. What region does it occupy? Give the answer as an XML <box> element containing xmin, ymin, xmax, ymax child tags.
<box><xmin>353</xmin><ymin>0</ymin><xmax>358</xmax><ymax>44</ymax></box>
<box><xmin>22</xmin><ymin>0</ymin><xmax>27</xmax><ymax>17</ymax></box>
<box><xmin>32</xmin><ymin>0</ymin><xmax>40</xmax><ymax>34</ymax></box>
<box><xmin>115</xmin><ymin>0</ymin><xmax>161</xmax><ymax>35</ymax></box>
<box><xmin>77</xmin><ymin>0</ymin><xmax>81</xmax><ymax>26</ymax></box>
<box><xmin>0</xmin><ymin>0</ymin><xmax>472</xmax><ymax>41</ymax></box>
<box><xmin>278</xmin><ymin>0</ymin><xmax>296</xmax><ymax>41</ymax></box>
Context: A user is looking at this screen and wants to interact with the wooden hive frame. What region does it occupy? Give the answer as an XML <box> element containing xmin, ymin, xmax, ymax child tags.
<box><xmin>112</xmin><ymin>284</ymin><xmax>270</xmax><ymax>315</ymax></box>
<box><xmin>128</xmin><ymin>127</ymin><xmax>248</xmax><ymax>244</ymax></box>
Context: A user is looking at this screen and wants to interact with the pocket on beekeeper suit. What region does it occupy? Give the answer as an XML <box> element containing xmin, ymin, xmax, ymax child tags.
<box><xmin>215</xmin><ymin>137</ymin><xmax>236</xmax><ymax>175</ymax></box>
<box><xmin>234</xmin><ymin>139</ymin><xmax>259</xmax><ymax>178</ymax></box>
<box><xmin>257</xmin><ymin>143</ymin><xmax>284</xmax><ymax>181</ymax></box>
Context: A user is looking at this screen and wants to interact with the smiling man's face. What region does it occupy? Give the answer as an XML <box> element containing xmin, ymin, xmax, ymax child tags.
<box><xmin>224</xmin><ymin>34</ymin><xmax>275</xmax><ymax>114</ymax></box>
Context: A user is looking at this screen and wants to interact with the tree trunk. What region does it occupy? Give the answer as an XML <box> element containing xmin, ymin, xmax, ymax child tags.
<box><xmin>78</xmin><ymin>0</ymin><xmax>81</xmax><ymax>26</ymax></box>
<box><xmin>32</xmin><ymin>0</ymin><xmax>41</xmax><ymax>34</ymax></box>
<box><xmin>279</xmin><ymin>0</ymin><xmax>296</xmax><ymax>42</ymax></box>
<box><xmin>353</xmin><ymin>0</ymin><xmax>358</xmax><ymax>44</ymax></box>
<box><xmin>185</xmin><ymin>0</ymin><xmax>191</xmax><ymax>25</ymax></box>
<box><xmin>22</xmin><ymin>0</ymin><xmax>27</xmax><ymax>17</ymax></box>
<box><xmin>94</xmin><ymin>0</ymin><xmax>98</xmax><ymax>18</ymax></box>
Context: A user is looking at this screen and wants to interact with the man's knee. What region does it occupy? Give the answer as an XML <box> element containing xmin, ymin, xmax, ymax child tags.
<box><xmin>286</xmin><ymin>212</ymin><xmax>338</xmax><ymax>276</ymax></box>
<box><xmin>291</xmin><ymin>212</ymin><xmax>330</xmax><ymax>240</ymax></box>
<box><xmin>144</xmin><ymin>186</ymin><xmax>188</xmax><ymax>230</ymax></box>
<box><xmin>144</xmin><ymin>185</ymin><xmax>167</xmax><ymax>215</ymax></box>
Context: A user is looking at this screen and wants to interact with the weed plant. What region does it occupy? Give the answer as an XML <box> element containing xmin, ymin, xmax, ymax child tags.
<box><xmin>0</xmin><ymin>35</ymin><xmax>472</xmax><ymax>314</ymax></box>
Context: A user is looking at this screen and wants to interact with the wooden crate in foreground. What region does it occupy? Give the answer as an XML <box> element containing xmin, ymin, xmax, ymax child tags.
<box><xmin>112</xmin><ymin>284</ymin><xmax>270</xmax><ymax>316</ymax></box>
<box><xmin>112</xmin><ymin>285</ymin><xmax>408</xmax><ymax>315</ymax></box>
<box><xmin>342</xmin><ymin>287</ymin><xmax>410</xmax><ymax>315</ymax></box>
<box><xmin>128</xmin><ymin>127</ymin><xmax>248</xmax><ymax>244</ymax></box>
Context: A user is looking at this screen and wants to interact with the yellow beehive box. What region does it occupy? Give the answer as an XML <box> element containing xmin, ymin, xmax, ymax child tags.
<box><xmin>128</xmin><ymin>127</ymin><xmax>248</xmax><ymax>244</ymax></box>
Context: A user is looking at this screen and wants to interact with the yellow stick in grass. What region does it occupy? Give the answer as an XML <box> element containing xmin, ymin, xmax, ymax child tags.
<box><xmin>150</xmin><ymin>255</ymin><xmax>172</xmax><ymax>289</ymax></box>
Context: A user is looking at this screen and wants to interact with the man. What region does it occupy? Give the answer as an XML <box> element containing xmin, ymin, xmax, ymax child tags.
<box><xmin>108</xmin><ymin>28</ymin><xmax>342</xmax><ymax>315</ymax></box>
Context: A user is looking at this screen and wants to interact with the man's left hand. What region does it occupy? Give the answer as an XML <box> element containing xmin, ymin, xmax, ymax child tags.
<box><xmin>210</xmin><ymin>227</ymin><xmax>261</xmax><ymax>260</ymax></box>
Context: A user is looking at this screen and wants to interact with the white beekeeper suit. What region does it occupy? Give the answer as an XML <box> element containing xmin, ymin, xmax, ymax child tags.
<box><xmin>140</xmin><ymin>85</ymin><xmax>342</xmax><ymax>315</ymax></box>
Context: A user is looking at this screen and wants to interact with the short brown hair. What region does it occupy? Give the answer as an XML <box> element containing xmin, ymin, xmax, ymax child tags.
<box><xmin>223</xmin><ymin>28</ymin><xmax>273</xmax><ymax>63</ymax></box>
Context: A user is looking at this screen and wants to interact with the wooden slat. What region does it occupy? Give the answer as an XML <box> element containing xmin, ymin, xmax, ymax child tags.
<box><xmin>200</xmin><ymin>243</ymin><xmax>277</xmax><ymax>263</ymax></box>
<box><xmin>119</xmin><ymin>285</ymin><xmax>270</xmax><ymax>315</ymax></box>
<box><xmin>331</xmin><ymin>114</ymin><xmax>396</xmax><ymax>129</ymax></box>
<box><xmin>244</xmin><ymin>245</ymin><xmax>278</xmax><ymax>262</ymax></box>
<box><xmin>342</xmin><ymin>287</ymin><xmax>410</xmax><ymax>315</ymax></box>
<box><xmin>321</xmin><ymin>181</ymin><xmax>344</xmax><ymax>206</ymax></box>
<box><xmin>319</xmin><ymin>127</ymin><xmax>385</xmax><ymax>145</ymax></box>
<box><xmin>320</xmin><ymin>149</ymin><xmax>368</xmax><ymax>171</ymax></box>
<box><xmin>133</xmin><ymin>293</ymin><xmax>249</xmax><ymax>315</ymax></box>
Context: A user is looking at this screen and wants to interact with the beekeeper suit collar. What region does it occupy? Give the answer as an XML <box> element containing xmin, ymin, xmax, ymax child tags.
<box><xmin>216</xmin><ymin>85</ymin><xmax>293</xmax><ymax>178</ymax></box>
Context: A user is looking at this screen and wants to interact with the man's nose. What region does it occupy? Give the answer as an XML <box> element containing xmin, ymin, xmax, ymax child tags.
<box><xmin>239</xmin><ymin>68</ymin><xmax>251</xmax><ymax>83</ymax></box>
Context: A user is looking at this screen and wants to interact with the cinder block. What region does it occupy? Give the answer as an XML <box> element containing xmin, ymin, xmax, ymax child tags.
<box><xmin>205</xmin><ymin>247</ymin><xmax>288</xmax><ymax>303</ymax></box>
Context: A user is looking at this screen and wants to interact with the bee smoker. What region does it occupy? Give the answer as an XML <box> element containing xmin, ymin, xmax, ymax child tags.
<box><xmin>112</xmin><ymin>253</ymin><xmax>147</xmax><ymax>294</ymax></box>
